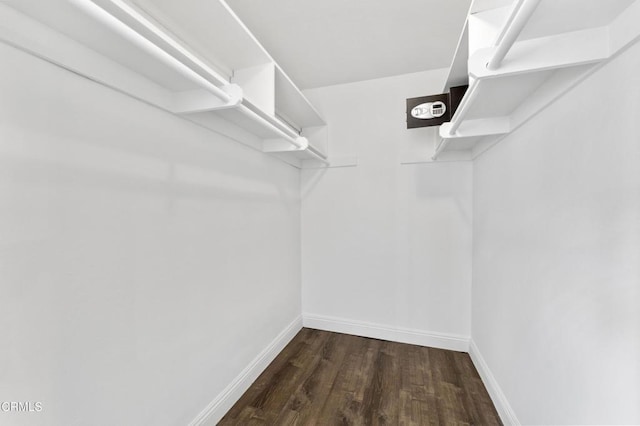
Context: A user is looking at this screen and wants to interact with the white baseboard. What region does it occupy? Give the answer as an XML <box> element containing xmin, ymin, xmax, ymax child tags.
<box><xmin>189</xmin><ymin>316</ymin><xmax>303</xmax><ymax>426</ymax></box>
<box><xmin>302</xmin><ymin>313</ymin><xmax>469</xmax><ymax>352</ymax></box>
<box><xmin>468</xmin><ymin>339</ymin><xmax>520</xmax><ymax>425</ymax></box>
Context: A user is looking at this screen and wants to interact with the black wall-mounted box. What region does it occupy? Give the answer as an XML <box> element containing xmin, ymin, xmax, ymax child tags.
<box><xmin>406</xmin><ymin>85</ymin><xmax>468</xmax><ymax>129</ymax></box>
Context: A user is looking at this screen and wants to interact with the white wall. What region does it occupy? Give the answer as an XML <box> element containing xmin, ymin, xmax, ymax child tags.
<box><xmin>472</xmin><ymin>40</ymin><xmax>640</xmax><ymax>424</ymax></box>
<box><xmin>301</xmin><ymin>70</ymin><xmax>473</xmax><ymax>346</ymax></box>
<box><xmin>0</xmin><ymin>43</ymin><xmax>301</xmax><ymax>426</ymax></box>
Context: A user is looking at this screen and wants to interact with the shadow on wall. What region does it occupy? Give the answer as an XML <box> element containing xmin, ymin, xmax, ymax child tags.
<box><xmin>1</xmin><ymin>105</ymin><xmax>297</xmax><ymax>208</ymax></box>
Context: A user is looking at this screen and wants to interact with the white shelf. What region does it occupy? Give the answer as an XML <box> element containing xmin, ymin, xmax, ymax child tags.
<box><xmin>128</xmin><ymin>0</ymin><xmax>272</xmax><ymax>78</ymax></box>
<box><xmin>517</xmin><ymin>0</ymin><xmax>636</xmax><ymax>41</ymax></box>
<box><xmin>0</xmin><ymin>0</ymin><xmax>331</xmax><ymax>169</ymax></box>
<box><xmin>434</xmin><ymin>0</ymin><xmax>640</xmax><ymax>160</ymax></box>
<box><xmin>442</xmin><ymin>17</ymin><xmax>470</xmax><ymax>91</ymax></box>
<box><xmin>274</xmin><ymin>65</ymin><xmax>326</xmax><ymax>130</ymax></box>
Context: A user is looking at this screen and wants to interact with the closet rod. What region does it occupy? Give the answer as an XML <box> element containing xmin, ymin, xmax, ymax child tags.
<box><xmin>432</xmin><ymin>78</ymin><xmax>481</xmax><ymax>159</ymax></box>
<box><xmin>81</xmin><ymin>0</ymin><xmax>233</xmax><ymax>103</ymax></box>
<box><xmin>237</xmin><ymin>105</ymin><xmax>308</xmax><ymax>149</ymax></box>
<box><xmin>85</xmin><ymin>0</ymin><xmax>311</xmax><ymax>152</ymax></box>
<box><xmin>486</xmin><ymin>0</ymin><xmax>542</xmax><ymax>70</ymax></box>
<box><xmin>445</xmin><ymin>78</ymin><xmax>480</xmax><ymax>136</ymax></box>
<box><xmin>306</xmin><ymin>144</ymin><xmax>330</xmax><ymax>165</ymax></box>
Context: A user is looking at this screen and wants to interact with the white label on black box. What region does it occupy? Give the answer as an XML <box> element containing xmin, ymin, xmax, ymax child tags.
<box><xmin>411</xmin><ymin>101</ymin><xmax>446</xmax><ymax>119</ymax></box>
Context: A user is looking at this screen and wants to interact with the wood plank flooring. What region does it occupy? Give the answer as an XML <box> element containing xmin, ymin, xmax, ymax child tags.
<box><xmin>219</xmin><ymin>328</ymin><xmax>501</xmax><ymax>425</ymax></box>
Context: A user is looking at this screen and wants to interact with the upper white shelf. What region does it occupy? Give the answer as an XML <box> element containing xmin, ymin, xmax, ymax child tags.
<box><xmin>274</xmin><ymin>65</ymin><xmax>326</xmax><ymax>131</ymax></box>
<box><xmin>0</xmin><ymin>0</ymin><xmax>332</xmax><ymax>168</ymax></box>
<box><xmin>129</xmin><ymin>0</ymin><xmax>272</xmax><ymax>78</ymax></box>
<box><xmin>434</xmin><ymin>0</ymin><xmax>640</xmax><ymax>160</ymax></box>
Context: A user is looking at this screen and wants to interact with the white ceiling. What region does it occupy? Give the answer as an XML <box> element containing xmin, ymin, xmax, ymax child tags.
<box><xmin>225</xmin><ymin>0</ymin><xmax>472</xmax><ymax>89</ymax></box>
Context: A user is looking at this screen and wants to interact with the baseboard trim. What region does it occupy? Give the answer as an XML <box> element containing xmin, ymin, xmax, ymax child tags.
<box><xmin>189</xmin><ymin>315</ymin><xmax>303</xmax><ymax>426</ymax></box>
<box><xmin>468</xmin><ymin>339</ymin><xmax>520</xmax><ymax>425</ymax></box>
<box><xmin>302</xmin><ymin>313</ymin><xmax>469</xmax><ymax>352</ymax></box>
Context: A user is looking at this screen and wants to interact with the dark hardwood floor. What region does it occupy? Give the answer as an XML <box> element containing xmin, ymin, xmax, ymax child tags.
<box><xmin>219</xmin><ymin>328</ymin><xmax>501</xmax><ymax>425</ymax></box>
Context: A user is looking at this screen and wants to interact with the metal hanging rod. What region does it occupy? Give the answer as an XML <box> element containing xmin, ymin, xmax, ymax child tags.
<box><xmin>486</xmin><ymin>0</ymin><xmax>542</xmax><ymax>70</ymax></box>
